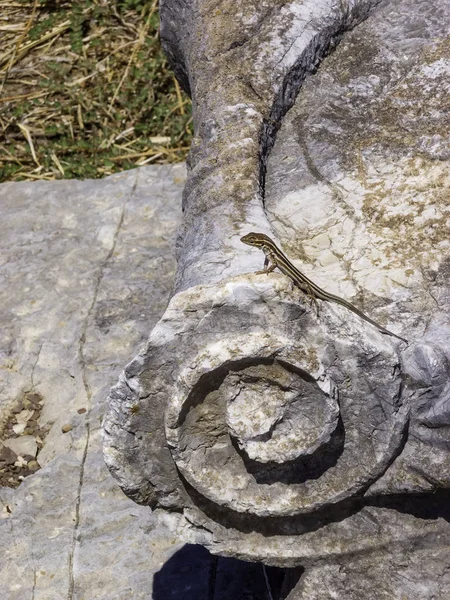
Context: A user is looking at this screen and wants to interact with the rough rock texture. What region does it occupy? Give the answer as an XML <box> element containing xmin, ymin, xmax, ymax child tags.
<box><xmin>0</xmin><ymin>166</ymin><xmax>190</xmax><ymax>599</ymax></box>
<box><xmin>1</xmin><ymin>165</ymin><xmax>276</xmax><ymax>599</ymax></box>
<box><xmin>160</xmin><ymin>0</ymin><xmax>383</xmax><ymax>292</ymax></box>
<box><xmin>103</xmin><ymin>0</ymin><xmax>450</xmax><ymax>597</ymax></box>
<box><xmin>265</xmin><ymin>0</ymin><xmax>450</xmax><ymax>501</ymax></box>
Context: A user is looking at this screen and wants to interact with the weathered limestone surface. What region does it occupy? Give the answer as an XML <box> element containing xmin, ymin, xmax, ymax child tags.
<box><xmin>104</xmin><ymin>0</ymin><xmax>450</xmax><ymax>598</ymax></box>
<box><xmin>0</xmin><ymin>166</ymin><xmax>189</xmax><ymax>599</ymax></box>
<box><xmin>1</xmin><ymin>164</ymin><xmax>274</xmax><ymax>599</ymax></box>
<box><xmin>161</xmin><ymin>0</ymin><xmax>383</xmax><ymax>291</ymax></box>
<box><xmin>265</xmin><ymin>0</ymin><xmax>450</xmax><ymax>503</ymax></box>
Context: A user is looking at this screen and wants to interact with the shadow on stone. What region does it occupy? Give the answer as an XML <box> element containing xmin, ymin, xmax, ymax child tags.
<box><xmin>367</xmin><ymin>489</ymin><xmax>450</xmax><ymax>523</ymax></box>
<box><xmin>265</xmin><ymin>565</ymin><xmax>305</xmax><ymax>600</ymax></box>
<box><xmin>233</xmin><ymin>416</ymin><xmax>345</xmax><ymax>486</ymax></box>
<box><xmin>152</xmin><ymin>543</ymin><xmax>304</xmax><ymax>599</ymax></box>
<box><xmin>178</xmin><ymin>471</ymin><xmax>450</xmax><ymax>540</ymax></box>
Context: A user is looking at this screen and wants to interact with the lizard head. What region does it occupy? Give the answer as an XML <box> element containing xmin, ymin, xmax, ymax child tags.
<box><xmin>240</xmin><ymin>232</ymin><xmax>273</xmax><ymax>248</ymax></box>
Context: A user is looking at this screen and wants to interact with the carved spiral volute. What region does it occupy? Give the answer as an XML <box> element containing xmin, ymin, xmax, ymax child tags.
<box><xmin>165</xmin><ymin>332</ymin><xmax>408</xmax><ymax>519</ymax></box>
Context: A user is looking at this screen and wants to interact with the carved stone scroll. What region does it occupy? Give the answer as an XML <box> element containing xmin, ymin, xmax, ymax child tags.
<box><xmin>103</xmin><ymin>0</ymin><xmax>450</xmax><ymax>595</ymax></box>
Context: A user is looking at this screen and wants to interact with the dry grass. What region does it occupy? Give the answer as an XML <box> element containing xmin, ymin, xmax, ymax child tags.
<box><xmin>0</xmin><ymin>0</ymin><xmax>192</xmax><ymax>182</ymax></box>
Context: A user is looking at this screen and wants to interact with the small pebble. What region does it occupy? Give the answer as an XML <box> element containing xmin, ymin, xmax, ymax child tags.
<box><xmin>0</xmin><ymin>447</ymin><xmax>18</xmax><ymax>466</ymax></box>
<box><xmin>77</xmin><ymin>408</ymin><xmax>86</xmax><ymax>414</ymax></box>
<box><xmin>27</xmin><ymin>393</ymin><xmax>41</xmax><ymax>403</ymax></box>
<box><xmin>61</xmin><ymin>424</ymin><xmax>73</xmax><ymax>433</ymax></box>
<box><xmin>12</xmin><ymin>423</ymin><xmax>26</xmax><ymax>435</ymax></box>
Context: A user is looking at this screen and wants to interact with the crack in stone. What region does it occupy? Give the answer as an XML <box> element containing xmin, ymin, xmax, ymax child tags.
<box><xmin>67</xmin><ymin>421</ymin><xmax>90</xmax><ymax>600</ymax></box>
<box><xmin>67</xmin><ymin>169</ymin><xmax>139</xmax><ymax>599</ymax></box>
<box><xmin>31</xmin><ymin>564</ymin><xmax>37</xmax><ymax>600</ymax></box>
<box><xmin>244</xmin><ymin>77</ymin><xmax>264</xmax><ymax>102</ymax></box>
<box><xmin>274</xmin><ymin>20</ymin><xmax>313</xmax><ymax>71</ymax></box>
<box><xmin>223</xmin><ymin>1</ymin><xmax>292</xmax><ymax>55</ymax></box>
<box><xmin>29</xmin><ymin>341</ymin><xmax>43</xmax><ymax>392</ymax></box>
<box><xmin>259</xmin><ymin>2</ymin><xmax>383</xmax><ymax>210</ymax></box>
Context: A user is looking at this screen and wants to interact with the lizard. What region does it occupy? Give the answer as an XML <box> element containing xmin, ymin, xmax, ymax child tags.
<box><xmin>240</xmin><ymin>232</ymin><xmax>408</xmax><ymax>344</ymax></box>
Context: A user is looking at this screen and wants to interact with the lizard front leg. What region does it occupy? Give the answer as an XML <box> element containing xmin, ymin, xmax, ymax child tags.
<box><xmin>255</xmin><ymin>255</ymin><xmax>276</xmax><ymax>275</ymax></box>
<box><xmin>256</xmin><ymin>253</ymin><xmax>277</xmax><ymax>275</ymax></box>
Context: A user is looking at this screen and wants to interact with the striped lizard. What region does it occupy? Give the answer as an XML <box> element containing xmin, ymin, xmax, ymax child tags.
<box><xmin>241</xmin><ymin>232</ymin><xmax>408</xmax><ymax>344</ymax></box>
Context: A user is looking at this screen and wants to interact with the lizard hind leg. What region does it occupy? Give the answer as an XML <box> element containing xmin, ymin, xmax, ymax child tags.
<box><xmin>305</xmin><ymin>283</ymin><xmax>320</xmax><ymax>316</ymax></box>
<box><xmin>293</xmin><ymin>281</ymin><xmax>319</xmax><ymax>315</ymax></box>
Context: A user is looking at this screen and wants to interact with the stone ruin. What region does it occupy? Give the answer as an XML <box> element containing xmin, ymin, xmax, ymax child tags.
<box><xmin>103</xmin><ymin>0</ymin><xmax>450</xmax><ymax>596</ymax></box>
